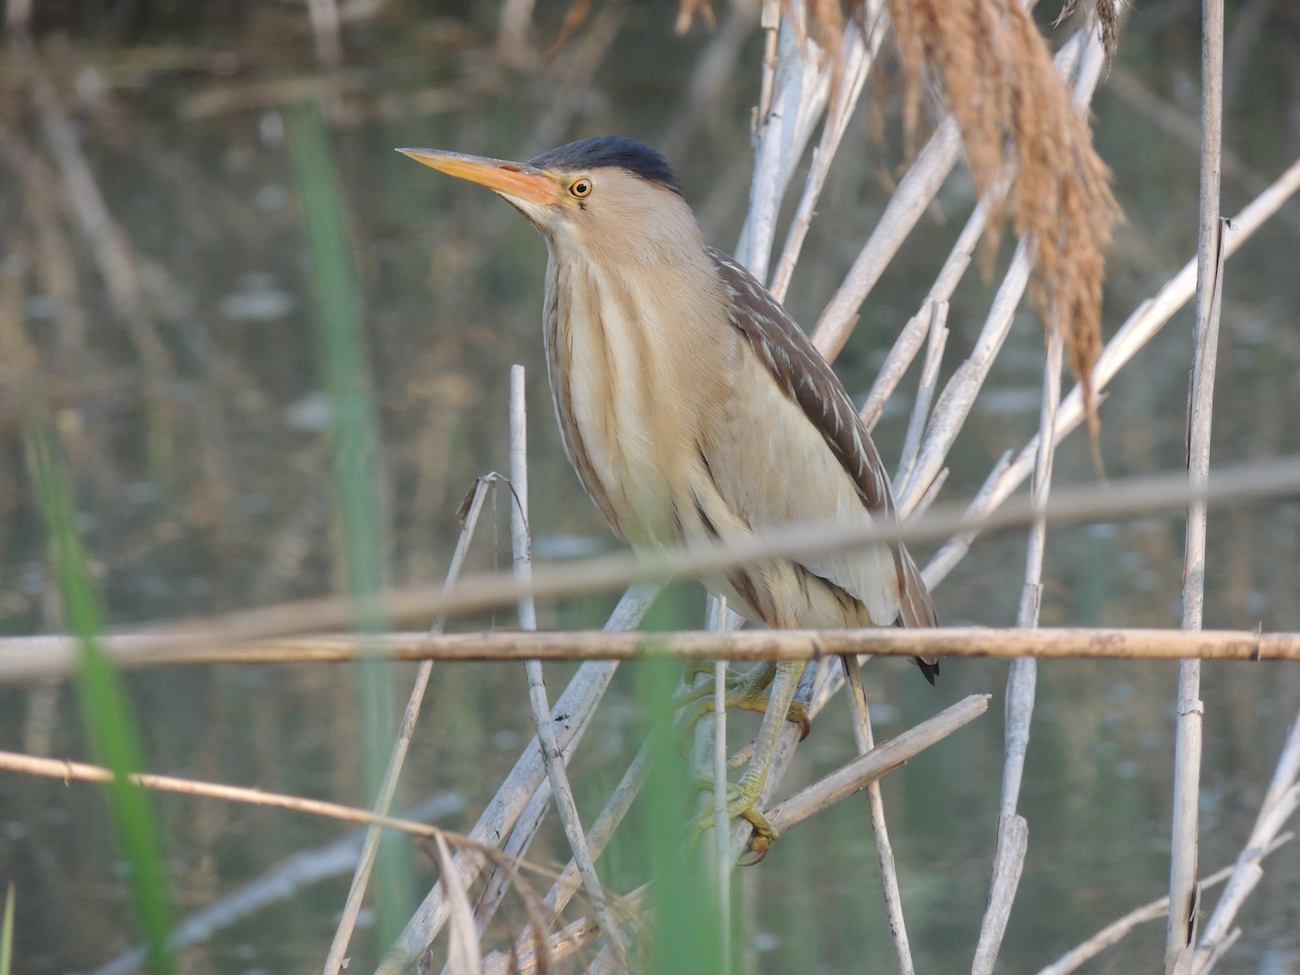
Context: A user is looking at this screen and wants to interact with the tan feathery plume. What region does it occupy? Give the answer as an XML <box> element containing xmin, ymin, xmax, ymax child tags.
<box><xmin>871</xmin><ymin>0</ymin><xmax>1121</xmax><ymax>434</ymax></box>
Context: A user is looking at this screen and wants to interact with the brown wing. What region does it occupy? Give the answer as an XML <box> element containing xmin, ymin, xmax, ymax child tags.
<box><xmin>708</xmin><ymin>247</ymin><xmax>938</xmax><ymax>636</ymax></box>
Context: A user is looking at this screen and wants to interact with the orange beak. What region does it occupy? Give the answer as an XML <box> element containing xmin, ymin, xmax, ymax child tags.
<box><xmin>397</xmin><ymin>148</ymin><xmax>562</xmax><ymax>207</ymax></box>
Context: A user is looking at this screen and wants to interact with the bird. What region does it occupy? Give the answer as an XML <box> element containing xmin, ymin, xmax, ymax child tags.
<box><xmin>400</xmin><ymin>135</ymin><xmax>938</xmax><ymax>854</ymax></box>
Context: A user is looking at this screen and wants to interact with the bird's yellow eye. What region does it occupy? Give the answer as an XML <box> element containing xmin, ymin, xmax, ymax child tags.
<box><xmin>569</xmin><ymin>178</ymin><xmax>593</xmax><ymax>198</ymax></box>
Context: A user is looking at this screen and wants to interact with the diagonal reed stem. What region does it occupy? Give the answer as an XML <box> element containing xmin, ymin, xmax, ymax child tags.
<box><xmin>323</xmin><ymin>476</ymin><xmax>496</xmax><ymax>975</ymax></box>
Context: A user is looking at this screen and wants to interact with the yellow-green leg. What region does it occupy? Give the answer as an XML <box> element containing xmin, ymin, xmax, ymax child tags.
<box><xmin>690</xmin><ymin>659</ymin><xmax>803</xmax><ymax>860</ymax></box>
<box><xmin>673</xmin><ymin>662</ymin><xmax>809</xmax><ymax>740</ymax></box>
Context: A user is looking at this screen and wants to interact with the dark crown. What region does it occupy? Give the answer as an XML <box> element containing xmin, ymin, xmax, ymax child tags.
<box><xmin>528</xmin><ymin>137</ymin><xmax>682</xmax><ymax>196</ymax></box>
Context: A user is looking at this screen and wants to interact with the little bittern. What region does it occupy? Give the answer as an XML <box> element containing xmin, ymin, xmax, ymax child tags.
<box><xmin>401</xmin><ymin>136</ymin><xmax>937</xmax><ymax>852</ymax></box>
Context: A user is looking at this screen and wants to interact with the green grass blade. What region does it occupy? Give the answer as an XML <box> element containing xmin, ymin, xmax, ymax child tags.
<box><xmin>635</xmin><ymin>654</ymin><xmax>727</xmax><ymax>975</ymax></box>
<box><xmin>286</xmin><ymin>102</ymin><xmax>412</xmax><ymax>945</ymax></box>
<box><xmin>1</xmin><ymin>883</ymin><xmax>14</xmax><ymax>975</ymax></box>
<box><xmin>26</xmin><ymin>422</ymin><xmax>175</xmax><ymax>975</ymax></box>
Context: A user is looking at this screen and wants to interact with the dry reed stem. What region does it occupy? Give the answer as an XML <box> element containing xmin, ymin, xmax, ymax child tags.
<box><xmin>845</xmin><ymin>25</ymin><xmax>1087</xmax><ymax>487</ymax></box>
<box><xmin>0</xmin><ymin>750</ymin><xmax>459</xmax><ymax>841</ymax></box>
<box><xmin>972</xmin><ymin>814</ymin><xmax>1029</xmax><ymax>975</ymax></box>
<box><xmin>542</xmin><ymin>741</ymin><xmax>653</xmax><ymax>918</ymax></box>
<box><xmin>1034</xmin><ymin>835</ymin><xmax>1291</xmax><ymax>975</ymax></box>
<box><xmin>484</xmin><ymin>888</ymin><xmax>649</xmax><ymax>975</ymax></box>
<box><xmin>842</xmin><ymin>658</ymin><xmax>915</xmax><ymax>974</ymax></box>
<box><xmin>11</xmin><ymin>625</ymin><xmax>1300</xmax><ymax>671</ymax></box>
<box><xmin>462</xmin><ymin>730</ymin><xmax>651</xmax><ymax>971</ymax></box>
<box><xmin>88</xmin><ymin>793</ymin><xmax>470</xmax><ymax>975</ymax></box>
<box><xmin>763</xmin><ymin>693</ymin><xmax>990</xmax><ymax>834</ymax></box>
<box><xmin>887</xmin><ymin>0</ymin><xmax>1120</xmax><ymax>429</ymax></box>
<box><xmin>692</xmin><ymin>595</ymin><xmax>740</xmax><ymax>962</ymax></box>
<box><xmin>509</xmin><ymin>366</ymin><xmax>627</xmax><ymax>967</ymax></box>
<box><xmin>811</xmin><ymin>22</ymin><xmax>1088</xmax><ymax>362</ymax></box>
<box><xmin>1167</xmin><ymin>1</ymin><xmax>1226</xmax><ymax>967</ymax></box>
<box><xmin>894</xmin><ymin>301</ymin><xmax>949</xmax><ymax>486</ymax></box>
<box><xmin>973</xmin><ymin>319</ymin><xmax>1065</xmax><ymax>973</ymax></box>
<box><xmin>434</xmin><ymin>832</ymin><xmax>483</xmax><ymax>975</ymax></box>
<box><xmin>767</xmin><ymin>10</ymin><xmax>884</xmax><ymax>303</ymax></box>
<box><xmin>812</xmin><ymin>111</ymin><xmax>963</xmax><ymax>363</ymax></box>
<box><xmin>1190</xmin><ymin>711</ymin><xmax>1300</xmax><ymax>973</ymax></box>
<box><xmin>900</xmin><ymin>31</ymin><xmax>1105</xmax><ymax>512</ymax></box>
<box><xmin>323</xmin><ymin>476</ymin><xmax>497</xmax><ymax>975</ymax></box>
<box><xmin>858</xmin><ymin>299</ymin><xmax>944</xmax><ymax>431</ymax></box>
<box><xmin>711</xmin><ymin>652</ymin><xmax>731</xmax><ymax>966</ymax></box>
<box><xmin>922</xmin><ymin>155</ymin><xmax>1300</xmax><ymax>590</ymax></box>
<box><xmin>374</xmin><ymin>585</ymin><xmax>657</xmax><ymax>975</ymax></box>
<box><xmin>483</xmin><ymin>692</ymin><xmax>987</xmax><ymax>975</ymax></box>
<box><xmin>734</xmin><ymin>4</ymin><xmax>832</xmax><ymax>279</ymax></box>
<box><xmin>5</xmin><ymin>453</ymin><xmax>1298</xmax><ymax>685</ymax></box>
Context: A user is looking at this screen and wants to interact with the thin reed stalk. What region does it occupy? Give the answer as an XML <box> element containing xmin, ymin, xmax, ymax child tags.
<box><xmin>1032</xmin><ymin>838</ymin><xmax>1290</xmax><ymax>975</ymax></box>
<box><xmin>14</xmin><ymin>623</ymin><xmax>1300</xmax><ymax>670</ymax></box>
<box><xmin>923</xmin><ymin>156</ymin><xmax>1300</xmax><ymax>590</ymax></box>
<box><xmin>510</xmin><ymin>366</ymin><xmax>627</xmax><ymax>965</ymax></box>
<box><xmin>1167</xmin><ymin>0</ymin><xmax>1226</xmax><ymax>968</ymax></box>
<box><xmin>1190</xmin><ymin>710</ymin><xmax>1300</xmax><ymax>972</ymax></box>
<box><xmin>374</xmin><ymin>584</ymin><xmax>658</xmax><ymax>975</ymax></box>
<box><xmin>6</xmin><ymin>455</ymin><xmax>1300</xmax><ymax>685</ymax></box>
<box><xmin>842</xmin><ymin>658</ymin><xmax>915</xmax><ymax>974</ymax></box>
<box><xmin>0</xmin><ymin>750</ymin><xmax>458</xmax><ymax>839</ymax></box>
<box><xmin>323</xmin><ymin>476</ymin><xmax>497</xmax><ymax>975</ymax></box>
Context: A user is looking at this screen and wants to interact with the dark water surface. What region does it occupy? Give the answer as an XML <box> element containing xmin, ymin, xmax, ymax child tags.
<box><xmin>2</xmin><ymin>2</ymin><xmax>1300</xmax><ymax>973</ymax></box>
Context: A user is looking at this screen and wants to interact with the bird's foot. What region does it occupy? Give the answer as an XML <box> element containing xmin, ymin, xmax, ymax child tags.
<box><xmin>690</xmin><ymin>775</ymin><xmax>779</xmax><ymax>864</ymax></box>
<box><xmin>672</xmin><ymin>662</ymin><xmax>810</xmax><ymax>742</ymax></box>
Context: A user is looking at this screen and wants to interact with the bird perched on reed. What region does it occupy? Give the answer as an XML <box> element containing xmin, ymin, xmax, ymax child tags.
<box><xmin>400</xmin><ymin>136</ymin><xmax>937</xmax><ymax>854</ymax></box>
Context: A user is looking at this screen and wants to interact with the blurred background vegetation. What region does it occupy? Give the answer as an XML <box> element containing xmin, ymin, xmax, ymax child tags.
<box><xmin>1</xmin><ymin>0</ymin><xmax>1299</xmax><ymax>972</ymax></box>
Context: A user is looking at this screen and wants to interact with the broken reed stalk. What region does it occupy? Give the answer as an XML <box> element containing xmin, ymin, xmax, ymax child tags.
<box><xmin>373</xmin><ymin>586</ymin><xmax>658</xmax><ymax>975</ymax></box>
<box><xmin>509</xmin><ymin>365</ymin><xmax>627</xmax><ymax>967</ymax></box>
<box><xmin>1167</xmin><ymin>0</ymin><xmax>1226</xmax><ymax>969</ymax></box>
<box><xmin>323</xmin><ymin>475</ymin><xmax>497</xmax><ymax>975</ymax></box>
<box><xmin>842</xmin><ymin>658</ymin><xmax>916</xmax><ymax>974</ymax></box>
<box><xmin>1036</xmin><ymin>709</ymin><xmax>1300</xmax><ymax>975</ymax></box>
<box><xmin>973</xmin><ymin>314</ymin><xmax>1067</xmax><ymax>975</ymax></box>
<box><xmin>478</xmin><ymin>678</ymin><xmax>977</xmax><ymax>975</ymax></box>
<box><xmin>1033</xmin><ymin>836</ymin><xmax>1293</xmax><ymax>975</ymax></box>
<box><xmin>1189</xmin><ymin>711</ymin><xmax>1300</xmax><ymax>973</ymax></box>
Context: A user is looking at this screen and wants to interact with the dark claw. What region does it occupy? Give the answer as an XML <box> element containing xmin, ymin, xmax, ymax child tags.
<box><xmin>796</xmin><ymin>712</ymin><xmax>811</xmax><ymax>741</ymax></box>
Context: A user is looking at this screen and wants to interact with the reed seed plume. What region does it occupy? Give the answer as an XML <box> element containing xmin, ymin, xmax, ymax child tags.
<box><xmin>677</xmin><ymin>0</ymin><xmax>1120</xmax><ymax>437</ymax></box>
<box><xmin>885</xmin><ymin>0</ymin><xmax>1121</xmax><ymax>436</ymax></box>
<box><xmin>1056</xmin><ymin>0</ymin><xmax>1121</xmax><ymax>62</ymax></box>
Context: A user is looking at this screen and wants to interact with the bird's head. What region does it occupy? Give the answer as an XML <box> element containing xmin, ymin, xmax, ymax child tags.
<box><xmin>399</xmin><ymin>136</ymin><xmax>701</xmax><ymax>264</ymax></box>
